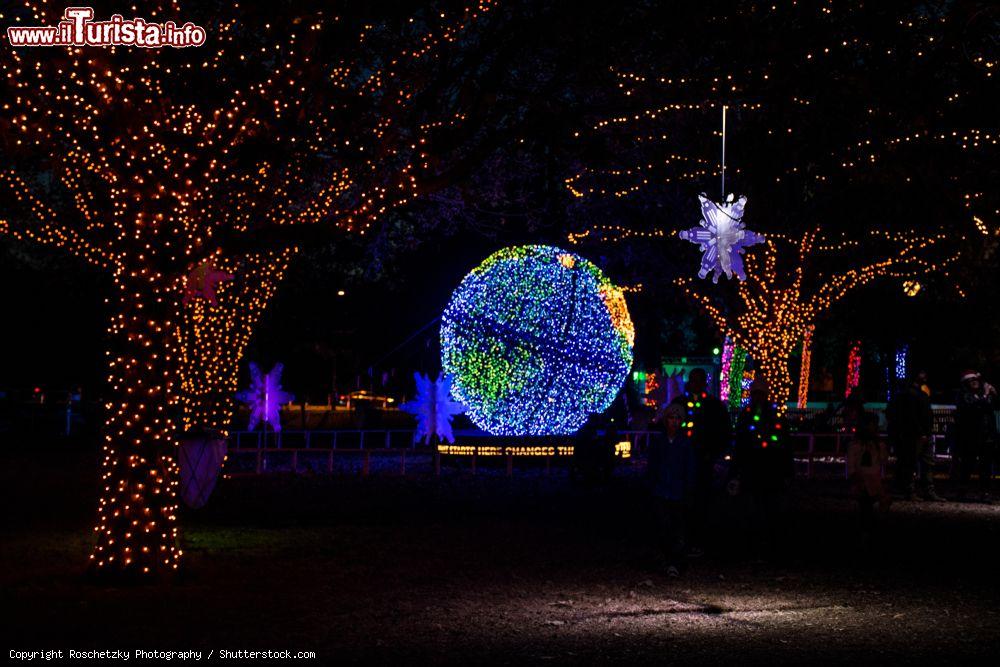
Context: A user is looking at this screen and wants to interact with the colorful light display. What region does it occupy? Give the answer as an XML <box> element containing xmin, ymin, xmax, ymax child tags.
<box><xmin>643</xmin><ymin>372</ymin><xmax>662</xmax><ymax>406</ymax></box>
<box><xmin>727</xmin><ymin>346</ymin><xmax>749</xmax><ymax>412</ymax></box>
<box><xmin>236</xmin><ymin>363</ymin><xmax>295</xmax><ymax>432</ymax></box>
<box><xmin>681</xmin><ymin>391</ymin><xmax>710</xmax><ymax>438</ymax></box>
<box><xmin>679</xmin><ymin>194</ymin><xmax>764</xmax><ymax>282</ymax></box>
<box><xmin>737</xmin><ymin>402</ymin><xmax>785</xmax><ymax>450</ymax></box>
<box><xmin>719</xmin><ymin>338</ymin><xmax>735</xmax><ymax>403</ymax></box>
<box><xmin>441</xmin><ymin>245</ymin><xmax>634</xmax><ymax>436</ymax></box>
<box><xmin>0</xmin><ymin>1</ymin><xmax>496</xmax><ymax>578</ymax></box>
<box><xmin>681</xmin><ymin>228</ymin><xmax>958</xmax><ymax>412</ymax></box>
<box><xmin>845</xmin><ymin>342</ymin><xmax>862</xmax><ymax>398</ymax></box>
<box><xmin>401</xmin><ymin>373</ymin><xmax>466</xmax><ymax>444</ymax></box>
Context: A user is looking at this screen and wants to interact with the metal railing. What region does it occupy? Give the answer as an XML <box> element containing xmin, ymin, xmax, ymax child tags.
<box><xmin>625</xmin><ymin>429</ymin><xmax>950</xmax><ymax>478</ymax></box>
<box><xmin>231</xmin><ymin>428</ymin><xmax>417</xmax><ymax>451</ymax></box>
<box><xmin>225</xmin><ymin>428</ymin><xmax>954</xmax><ymax>480</ymax></box>
<box><xmin>237</xmin><ymin>447</ymin><xmax>416</xmax><ymax>476</ymax></box>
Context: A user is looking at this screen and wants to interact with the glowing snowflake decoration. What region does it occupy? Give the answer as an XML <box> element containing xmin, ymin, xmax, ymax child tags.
<box><xmin>401</xmin><ymin>372</ymin><xmax>466</xmax><ymax>444</ymax></box>
<box><xmin>236</xmin><ymin>363</ymin><xmax>294</xmax><ymax>432</ymax></box>
<box><xmin>679</xmin><ymin>194</ymin><xmax>764</xmax><ymax>283</ymax></box>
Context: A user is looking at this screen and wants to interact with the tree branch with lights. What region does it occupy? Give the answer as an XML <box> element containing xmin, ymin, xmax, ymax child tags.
<box><xmin>0</xmin><ymin>0</ymin><xmax>497</xmax><ymax>580</ymax></box>
<box><xmin>679</xmin><ymin>227</ymin><xmax>960</xmax><ymax>411</ymax></box>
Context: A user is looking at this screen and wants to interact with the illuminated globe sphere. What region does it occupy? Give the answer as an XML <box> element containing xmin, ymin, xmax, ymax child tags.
<box><xmin>441</xmin><ymin>245</ymin><xmax>635</xmax><ymax>435</ymax></box>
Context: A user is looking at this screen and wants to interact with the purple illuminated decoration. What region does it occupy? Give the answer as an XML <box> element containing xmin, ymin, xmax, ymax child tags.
<box><xmin>236</xmin><ymin>363</ymin><xmax>294</xmax><ymax>431</ymax></box>
<box><xmin>679</xmin><ymin>194</ymin><xmax>764</xmax><ymax>283</ymax></box>
<box><xmin>719</xmin><ymin>338</ymin><xmax>735</xmax><ymax>402</ymax></box>
<box><xmin>401</xmin><ymin>372</ymin><xmax>466</xmax><ymax>444</ymax></box>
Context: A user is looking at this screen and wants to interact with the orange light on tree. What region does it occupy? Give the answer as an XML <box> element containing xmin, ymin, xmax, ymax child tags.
<box><xmin>680</xmin><ymin>228</ymin><xmax>959</xmax><ymax>412</ymax></box>
<box><xmin>0</xmin><ymin>1</ymin><xmax>496</xmax><ymax>579</ymax></box>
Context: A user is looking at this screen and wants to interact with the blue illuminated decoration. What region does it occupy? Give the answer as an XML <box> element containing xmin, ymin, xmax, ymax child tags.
<box><xmin>895</xmin><ymin>344</ymin><xmax>909</xmax><ymax>380</ymax></box>
<box><xmin>440</xmin><ymin>245</ymin><xmax>635</xmax><ymax>435</ymax></box>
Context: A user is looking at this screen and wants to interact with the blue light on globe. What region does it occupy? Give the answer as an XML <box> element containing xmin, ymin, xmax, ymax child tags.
<box><xmin>440</xmin><ymin>245</ymin><xmax>635</xmax><ymax>435</ymax></box>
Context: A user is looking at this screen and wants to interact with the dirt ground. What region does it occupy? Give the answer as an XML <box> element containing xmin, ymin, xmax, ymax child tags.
<box><xmin>3</xmin><ymin>448</ymin><xmax>999</xmax><ymax>665</ymax></box>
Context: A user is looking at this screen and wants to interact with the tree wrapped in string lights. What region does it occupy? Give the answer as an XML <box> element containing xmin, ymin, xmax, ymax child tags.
<box><xmin>0</xmin><ymin>1</ymin><xmax>495</xmax><ymax>579</ymax></box>
<box><xmin>561</xmin><ymin>5</ymin><xmax>996</xmax><ymax>324</ymax></box>
<box><xmin>680</xmin><ymin>228</ymin><xmax>959</xmax><ymax>411</ymax></box>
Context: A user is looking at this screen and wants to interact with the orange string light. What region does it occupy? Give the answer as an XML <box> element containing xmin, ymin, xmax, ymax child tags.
<box><xmin>0</xmin><ymin>0</ymin><xmax>495</xmax><ymax>578</ymax></box>
<box><xmin>679</xmin><ymin>228</ymin><xmax>961</xmax><ymax>412</ymax></box>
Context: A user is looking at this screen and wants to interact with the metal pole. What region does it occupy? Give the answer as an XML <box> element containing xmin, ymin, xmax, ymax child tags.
<box><xmin>721</xmin><ymin>105</ymin><xmax>727</xmax><ymax>197</ymax></box>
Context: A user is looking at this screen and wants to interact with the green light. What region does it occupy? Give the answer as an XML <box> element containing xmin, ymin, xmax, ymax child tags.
<box><xmin>441</xmin><ymin>245</ymin><xmax>634</xmax><ymax>435</ymax></box>
<box><xmin>712</xmin><ymin>347</ymin><xmax>720</xmax><ymax>356</ymax></box>
<box><xmin>753</xmin><ymin>415</ymin><xmax>760</xmax><ymax>422</ymax></box>
<box><xmin>771</xmin><ymin>435</ymin><xmax>778</xmax><ymax>441</ymax></box>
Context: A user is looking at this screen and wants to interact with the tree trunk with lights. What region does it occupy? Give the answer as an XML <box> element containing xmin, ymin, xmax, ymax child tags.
<box><xmin>1</xmin><ymin>1</ymin><xmax>497</xmax><ymax>580</ymax></box>
<box><xmin>91</xmin><ymin>248</ymin><xmax>294</xmax><ymax>578</ymax></box>
<box><xmin>681</xmin><ymin>231</ymin><xmax>958</xmax><ymax>414</ymax></box>
<box><xmin>90</xmin><ymin>280</ymin><xmax>182</xmax><ymax>578</ymax></box>
<box><xmin>173</xmin><ymin>249</ymin><xmax>296</xmax><ymax>438</ymax></box>
<box><xmin>749</xmin><ymin>344</ymin><xmax>795</xmax><ymax>411</ymax></box>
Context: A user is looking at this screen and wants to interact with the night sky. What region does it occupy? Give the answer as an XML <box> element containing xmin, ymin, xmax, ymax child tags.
<box><xmin>1</xmin><ymin>0</ymin><xmax>997</xmax><ymax>404</ymax></box>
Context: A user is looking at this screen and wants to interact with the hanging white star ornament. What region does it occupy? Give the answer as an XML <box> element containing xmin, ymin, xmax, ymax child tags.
<box><xmin>679</xmin><ymin>194</ymin><xmax>764</xmax><ymax>283</ymax></box>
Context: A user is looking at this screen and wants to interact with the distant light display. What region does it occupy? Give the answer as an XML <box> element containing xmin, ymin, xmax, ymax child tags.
<box><xmin>726</xmin><ymin>346</ymin><xmax>749</xmax><ymax>411</ymax></box>
<box><xmin>719</xmin><ymin>337</ymin><xmax>735</xmax><ymax>403</ymax></box>
<box><xmin>845</xmin><ymin>342</ymin><xmax>862</xmax><ymax>398</ymax></box>
<box><xmin>895</xmin><ymin>344</ymin><xmax>909</xmax><ymax>380</ymax></box>
<box><xmin>441</xmin><ymin>245</ymin><xmax>634</xmax><ymax>435</ymax></box>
